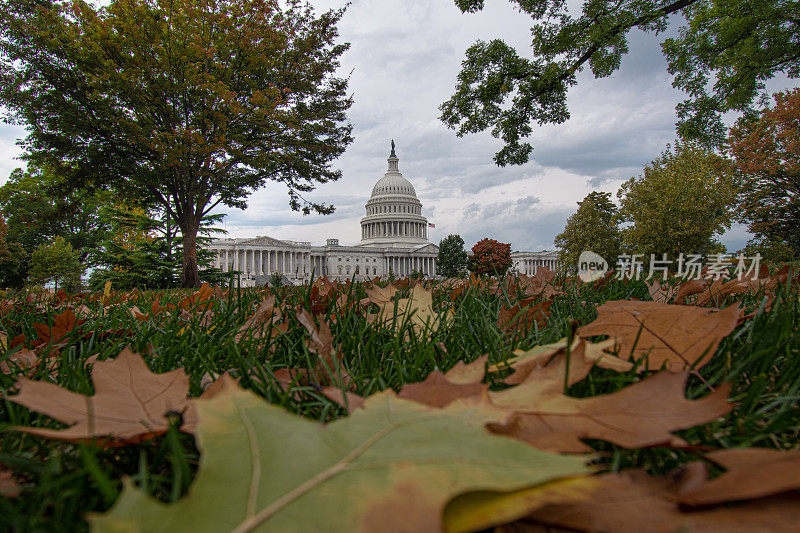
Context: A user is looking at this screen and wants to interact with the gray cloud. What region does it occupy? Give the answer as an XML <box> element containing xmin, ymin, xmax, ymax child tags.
<box><xmin>0</xmin><ymin>0</ymin><xmax>769</xmax><ymax>252</ymax></box>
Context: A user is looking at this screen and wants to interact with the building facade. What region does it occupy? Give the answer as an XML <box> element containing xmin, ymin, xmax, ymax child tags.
<box><xmin>206</xmin><ymin>142</ymin><xmax>562</xmax><ymax>285</ymax></box>
<box><xmin>207</xmin><ymin>143</ymin><xmax>439</xmax><ymax>284</ymax></box>
<box><xmin>511</xmin><ymin>251</ymin><xmax>562</xmax><ymax>276</ymax></box>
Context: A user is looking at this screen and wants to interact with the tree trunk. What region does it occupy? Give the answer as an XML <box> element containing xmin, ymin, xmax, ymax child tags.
<box><xmin>181</xmin><ymin>217</ymin><xmax>201</xmax><ymax>288</ymax></box>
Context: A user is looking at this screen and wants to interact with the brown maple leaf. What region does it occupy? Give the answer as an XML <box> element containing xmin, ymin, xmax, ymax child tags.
<box><xmin>9</xmin><ymin>348</ymin><xmax>194</xmax><ymax>445</ymax></box>
<box><xmin>178</xmin><ymin>282</ymin><xmax>216</xmax><ymax>310</ymax></box>
<box><xmin>496</xmin><ymin>298</ymin><xmax>553</xmax><ymax>334</ymax></box>
<box><xmin>32</xmin><ymin>308</ymin><xmax>87</xmax><ymax>347</ymax></box>
<box><xmin>577</xmin><ymin>300</ymin><xmax>740</xmax><ymax>371</ymax></box>
<box><xmin>360</xmin><ymin>283</ymin><xmax>398</xmax><ymax>307</ymax></box>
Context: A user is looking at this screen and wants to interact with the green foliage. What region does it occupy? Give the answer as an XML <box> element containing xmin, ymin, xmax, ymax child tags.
<box><xmin>554</xmin><ymin>192</ymin><xmax>622</xmax><ymax>272</ymax></box>
<box><xmin>0</xmin><ymin>165</ymin><xmax>109</xmax><ymax>286</ymax></box>
<box><xmin>441</xmin><ymin>0</ymin><xmax>800</xmax><ymax>165</ymax></box>
<box><xmin>437</xmin><ymin>234</ymin><xmax>469</xmax><ymax>278</ymax></box>
<box><xmin>728</xmin><ymin>89</ymin><xmax>800</xmax><ymax>260</ymax></box>
<box><xmin>617</xmin><ymin>143</ymin><xmax>738</xmax><ymax>259</ymax></box>
<box><xmin>0</xmin><ymin>214</ymin><xmax>25</xmax><ymax>288</ymax></box>
<box><xmin>27</xmin><ymin>236</ymin><xmax>83</xmax><ymax>292</ymax></box>
<box><xmin>90</xmin><ymin>208</ymin><xmax>226</xmax><ymax>290</ymax></box>
<box><xmin>468</xmin><ymin>238</ymin><xmax>512</xmax><ymax>277</ymax></box>
<box><xmin>0</xmin><ymin>0</ymin><xmax>353</xmax><ymax>287</ymax></box>
<box><xmin>739</xmin><ymin>237</ymin><xmax>796</xmax><ymax>265</ymax></box>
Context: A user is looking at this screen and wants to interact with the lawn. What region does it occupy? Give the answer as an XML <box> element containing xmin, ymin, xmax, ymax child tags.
<box><xmin>1</xmin><ymin>270</ymin><xmax>799</xmax><ymax>531</ymax></box>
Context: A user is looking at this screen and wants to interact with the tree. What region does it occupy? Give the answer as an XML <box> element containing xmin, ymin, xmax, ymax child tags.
<box><xmin>617</xmin><ymin>143</ymin><xmax>738</xmax><ymax>259</ymax></box>
<box><xmin>90</xmin><ymin>206</ymin><xmax>226</xmax><ymax>290</ymax></box>
<box><xmin>728</xmin><ymin>89</ymin><xmax>800</xmax><ymax>260</ymax></box>
<box><xmin>0</xmin><ymin>0</ymin><xmax>353</xmax><ymax>287</ymax></box>
<box><xmin>0</xmin><ymin>165</ymin><xmax>109</xmax><ymax>286</ymax></box>
<box><xmin>468</xmin><ymin>238</ymin><xmax>512</xmax><ymax>277</ymax></box>
<box><xmin>28</xmin><ymin>236</ymin><xmax>83</xmax><ymax>292</ymax></box>
<box><xmin>440</xmin><ymin>0</ymin><xmax>800</xmax><ymax>165</ymax></box>
<box><xmin>554</xmin><ymin>192</ymin><xmax>622</xmax><ymax>272</ymax></box>
<box><xmin>0</xmin><ymin>214</ymin><xmax>25</xmax><ymax>288</ymax></box>
<box><xmin>437</xmin><ymin>234</ymin><xmax>469</xmax><ymax>278</ymax></box>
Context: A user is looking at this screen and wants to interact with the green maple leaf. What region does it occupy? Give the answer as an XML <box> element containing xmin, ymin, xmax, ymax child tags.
<box><xmin>91</xmin><ymin>381</ymin><xmax>592</xmax><ymax>533</ymax></box>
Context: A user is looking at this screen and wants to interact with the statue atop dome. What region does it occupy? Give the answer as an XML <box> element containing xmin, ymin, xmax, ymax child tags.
<box><xmin>390</xmin><ymin>139</ymin><xmax>396</xmax><ymax>158</ymax></box>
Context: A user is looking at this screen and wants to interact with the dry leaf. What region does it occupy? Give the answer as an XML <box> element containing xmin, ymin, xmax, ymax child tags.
<box><xmin>9</xmin><ymin>348</ymin><xmax>194</xmax><ymax>444</ymax></box>
<box><xmin>0</xmin><ymin>469</ymin><xmax>20</xmax><ymax>498</ymax></box>
<box><xmin>673</xmin><ymin>279</ymin><xmax>709</xmax><ymax>305</ymax></box>
<box><xmin>518</xmin><ymin>469</ymin><xmax>800</xmax><ymax>533</ymax></box>
<box><xmin>577</xmin><ymin>300</ymin><xmax>740</xmax><ymax>371</ymax></box>
<box><xmin>0</xmin><ymin>348</ymin><xmax>40</xmax><ymax>375</ymax></box>
<box><xmin>361</xmin><ymin>283</ymin><xmax>398</xmax><ymax>307</ymax></box>
<box><xmin>296</xmin><ymin>310</ymin><xmax>349</xmax><ymax>387</ymax></box>
<box><xmin>443</xmin><ymin>354</ymin><xmax>489</xmax><ymax>384</ymax></box>
<box><xmin>375</xmin><ymin>285</ymin><xmax>453</xmax><ymax>339</ymax></box>
<box><xmin>398</xmin><ymin>371</ymin><xmax>488</xmax><ymax>408</ymax></box>
<box><xmin>494</xmin><ymin>338</ymin><xmax>632</xmax><ymax>386</ymax></box>
<box><xmin>32</xmin><ymin>307</ymin><xmax>87</xmax><ymax>347</ymax></box>
<box><xmin>235</xmin><ymin>295</ymin><xmax>282</xmax><ymax>343</ymax></box>
<box><xmin>646</xmin><ymin>279</ymin><xmax>678</xmax><ymax>303</ymax></box>
<box><xmin>679</xmin><ymin>448</ymin><xmax>800</xmax><ymax>506</ymax></box>
<box><xmin>497</xmin><ymin>299</ymin><xmax>553</xmax><ymax>334</ymax></box>
<box><xmin>488</xmin><ymin>371</ymin><xmax>732</xmax><ymax>453</ymax></box>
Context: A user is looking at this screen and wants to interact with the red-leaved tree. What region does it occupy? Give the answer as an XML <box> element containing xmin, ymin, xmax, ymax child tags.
<box><xmin>469</xmin><ymin>238</ymin><xmax>512</xmax><ymax>277</ymax></box>
<box><xmin>728</xmin><ymin>89</ymin><xmax>800</xmax><ymax>258</ymax></box>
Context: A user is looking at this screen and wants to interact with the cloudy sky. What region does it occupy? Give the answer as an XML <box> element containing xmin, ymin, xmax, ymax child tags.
<box><xmin>1</xmin><ymin>0</ymin><xmax>794</xmax><ymax>251</ymax></box>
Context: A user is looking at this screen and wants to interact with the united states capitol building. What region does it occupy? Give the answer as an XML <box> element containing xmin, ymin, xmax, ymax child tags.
<box><xmin>208</xmin><ymin>143</ymin><xmax>560</xmax><ymax>284</ymax></box>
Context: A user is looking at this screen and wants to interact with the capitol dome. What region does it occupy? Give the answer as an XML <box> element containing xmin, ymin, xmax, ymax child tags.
<box><xmin>360</xmin><ymin>141</ymin><xmax>429</xmax><ymax>247</ymax></box>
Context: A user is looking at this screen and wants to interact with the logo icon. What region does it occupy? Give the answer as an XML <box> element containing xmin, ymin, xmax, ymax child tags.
<box><xmin>578</xmin><ymin>251</ymin><xmax>609</xmax><ymax>282</ymax></box>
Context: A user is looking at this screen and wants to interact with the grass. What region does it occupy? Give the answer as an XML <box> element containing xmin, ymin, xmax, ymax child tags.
<box><xmin>1</xmin><ymin>273</ymin><xmax>799</xmax><ymax>531</ymax></box>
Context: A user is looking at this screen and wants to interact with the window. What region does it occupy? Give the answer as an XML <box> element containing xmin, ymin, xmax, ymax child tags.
<box><xmin>346</xmin><ymin>266</ymin><xmax>350</xmax><ymax>275</ymax></box>
<box><xmin>373</xmin><ymin>268</ymin><xmax>377</xmax><ymax>275</ymax></box>
<box><xmin>338</xmin><ymin>267</ymin><xmax>342</xmax><ymax>275</ymax></box>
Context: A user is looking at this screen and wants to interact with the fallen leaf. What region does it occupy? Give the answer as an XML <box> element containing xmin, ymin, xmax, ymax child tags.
<box><xmin>32</xmin><ymin>307</ymin><xmax>87</xmax><ymax>347</ymax></box>
<box><xmin>488</xmin><ymin>371</ymin><xmax>732</xmax><ymax>453</ymax></box>
<box><xmin>577</xmin><ymin>300</ymin><xmax>740</xmax><ymax>371</ymax></box>
<box><xmin>679</xmin><ymin>448</ymin><xmax>800</xmax><ymax>506</ymax></box>
<box><xmin>360</xmin><ymin>283</ymin><xmax>397</xmax><ymax>307</ymax></box>
<box><xmin>0</xmin><ymin>469</ymin><xmax>20</xmax><ymax>498</ymax></box>
<box><xmin>497</xmin><ymin>299</ymin><xmax>553</xmax><ymax>335</ymax></box>
<box><xmin>375</xmin><ymin>285</ymin><xmax>453</xmax><ymax>339</ymax></box>
<box><xmin>9</xmin><ymin>348</ymin><xmax>194</xmax><ymax>444</ymax></box>
<box><xmin>235</xmin><ymin>295</ymin><xmax>282</xmax><ymax>343</ymax></box>
<box><xmin>296</xmin><ymin>310</ymin><xmax>349</xmax><ymax>387</ymax></box>
<box><xmin>91</xmin><ymin>381</ymin><xmax>591</xmax><ymax>533</ymax></box>
<box><xmin>517</xmin><ymin>469</ymin><xmax>800</xmax><ymax>533</ymax></box>
<box><xmin>0</xmin><ymin>348</ymin><xmax>40</xmax><ymax>375</ymax></box>
<box><xmin>443</xmin><ymin>354</ymin><xmax>489</xmax><ymax>384</ymax></box>
<box><xmin>493</xmin><ymin>338</ymin><xmax>632</xmax><ymax>387</ymax></box>
<box><xmin>646</xmin><ymin>279</ymin><xmax>678</xmax><ymax>303</ymax></box>
<box><xmin>673</xmin><ymin>279</ymin><xmax>709</xmax><ymax>305</ymax></box>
